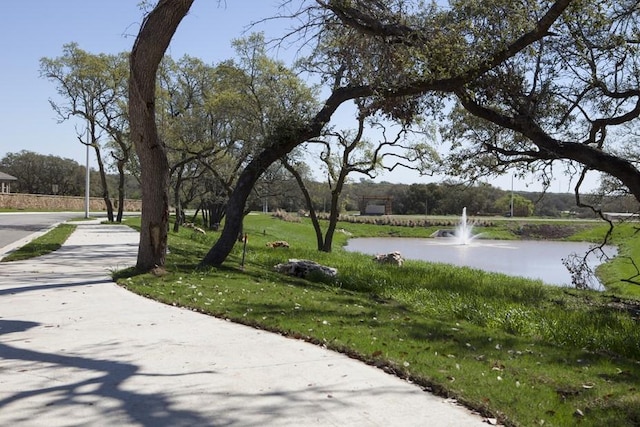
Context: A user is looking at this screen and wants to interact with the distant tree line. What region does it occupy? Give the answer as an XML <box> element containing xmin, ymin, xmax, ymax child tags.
<box><xmin>251</xmin><ymin>178</ymin><xmax>637</xmax><ymax>219</ymax></box>
<box><xmin>4</xmin><ymin>149</ymin><xmax>635</xmax><ymax>219</ymax></box>
<box><xmin>0</xmin><ymin>150</ymin><xmax>140</xmax><ymax>199</ymax></box>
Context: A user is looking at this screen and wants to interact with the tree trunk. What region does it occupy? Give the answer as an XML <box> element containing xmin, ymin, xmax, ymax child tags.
<box><xmin>282</xmin><ymin>159</ymin><xmax>324</xmax><ymax>250</ymax></box>
<box><xmin>172</xmin><ymin>167</ymin><xmax>184</xmax><ymax>233</ymax></box>
<box><xmin>116</xmin><ymin>159</ymin><xmax>125</xmax><ymax>222</ymax></box>
<box><xmin>206</xmin><ymin>203</ymin><xmax>225</xmax><ymax>229</ymax></box>
<box><xmin>129</xmin><ymin>0</ymin><xmax>194</xmax><ymax>272</ymax></box>
<box><xmin>93</xmin><ymin>143</ymin><xmax>114</xmax><ymax>222</ymax></box>
<box><xmin>322</xmin><ymin>187</ymin><xmax>343</xmax><ymax>253</ymax></box>
<box><xmin>201</xmin><ymin>168</ymin><xmax>253</xmax><ymax>265</ymax></box>
<box><xmin>192</xmin><ymin>202</ymin><xmax>201</xmax><ymax>223</ymax></box>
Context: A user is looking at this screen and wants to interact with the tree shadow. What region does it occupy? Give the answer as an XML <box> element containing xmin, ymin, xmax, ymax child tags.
<box><xmin>0</xmin><ymin>317</ymin><xmax>430</xmax><ymax>426</ymax></box>
<box><xmin>0</xmin><ymin>319</ymin><xmax>216</xmax><ymax>426</ymax></box>
<box><xmin>0</xmin><ymin>279</ymin><xmax>112</xmax><ymax>296</ymax></box>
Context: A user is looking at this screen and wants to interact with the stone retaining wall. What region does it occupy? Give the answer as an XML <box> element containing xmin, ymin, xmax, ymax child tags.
<box><xmin>0</xmin><ymin>193</ymin><xmax>142</xmax><ymax>211</ymax></box>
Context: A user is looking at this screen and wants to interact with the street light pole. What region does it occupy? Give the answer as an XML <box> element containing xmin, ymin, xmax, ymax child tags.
<box><xmin>510</xmin><ymin>173</ymin><xmax>514</xmax><ymax>218</ymax></box>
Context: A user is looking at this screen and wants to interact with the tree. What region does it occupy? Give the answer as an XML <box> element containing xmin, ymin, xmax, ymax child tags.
<box><xmin>98</xmin><ymin>52</ymin><xmax>132</xmax><ymax>223</ymax></box>
<box><xmin>155</xmin><ymin>55</ymin><xmax>220</xmax><ymax>231</ymax></box>
<box><xmin>0</xmin><ymin>151</ymin><xmax>85</xmax><ymax>195</ymax></box>
<box><xmin>129</xmin><ymin>0</ymin><xmax>194</xmax><ymax>271</ymax></box>
<box><xmin>198</xmin><ymin>0</ymin><xmax>572</xmax><ymax>266</ymax></box>
<box><xmin>396</xmin><ymin>183</ymin><xmax>440</xmax><ymax>215</ymax></box>
<box><xmin>443</xmin><ymin>1</ymin><xmax>640</xmax><ymax>214</ymax></box>
<box><xmin>40</xmin><ymin>43</ymin><xmax>124</xmax><ymax>221</ymax></box>
<box><xmin>286</xmin><ymin>108</ymin><xmax>436</xmax><ymax>252</ymax></box>
<box><xmin>494</xmin><ymin>194</ymin><xmax>534</xmax><ymax>217</ymax></box>
<box><xmin>189</xmin><ymin>33</ymin><xmax>318</xmax><ymax>233</ymax></box>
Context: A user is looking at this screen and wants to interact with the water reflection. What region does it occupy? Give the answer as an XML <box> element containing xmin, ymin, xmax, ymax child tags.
<box><xmin>344</xmin><ymin>237</ymin><xmax>617</xmax><ymax>289</ymax></box>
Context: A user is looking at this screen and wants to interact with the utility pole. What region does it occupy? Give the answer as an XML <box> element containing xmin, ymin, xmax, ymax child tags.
<box><xmin>510</xmin><ymin>173</ymin><xmax>514</xmax><ymax>218</ymax></box>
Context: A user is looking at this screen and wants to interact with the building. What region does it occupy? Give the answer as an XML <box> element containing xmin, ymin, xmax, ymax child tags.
<box><xmin>0</xmin><ymin>171</ymin><xmax>17</xmax><ymax>193</ymax></box>
<box><xmin>360</xmin><ymin>195</ymin><xmax>393</xmax><ymax>215</ymax></box>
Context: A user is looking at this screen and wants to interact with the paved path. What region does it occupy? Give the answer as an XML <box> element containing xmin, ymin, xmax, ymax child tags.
<box><xmin>0</xmin><ymin>222</ymin><xmax>490</xmax><ymax>426</ymax></box>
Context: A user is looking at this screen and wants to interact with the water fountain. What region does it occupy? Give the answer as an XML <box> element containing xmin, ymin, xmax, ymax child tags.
<box><xmin>455</xmin><ymin>207</ymin><xmax>474</xmax><ymax>245</ymax></box>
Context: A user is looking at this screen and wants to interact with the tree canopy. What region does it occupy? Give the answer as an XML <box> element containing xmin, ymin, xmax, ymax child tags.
<box><xmin>442</xmin><ymin>0</ymin><xmax>640</xmax><ymax>213</ymax></box>
<box><xmin>118</xmin><ymin>0</ymin><xmax>640</xmax><ymax>269</ymax></box>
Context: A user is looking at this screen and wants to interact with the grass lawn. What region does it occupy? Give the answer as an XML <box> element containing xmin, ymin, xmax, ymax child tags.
<box><xmin>114</xmin><ymin>214</ymin><xmax>640</xmax><ymax>427</ymax></box>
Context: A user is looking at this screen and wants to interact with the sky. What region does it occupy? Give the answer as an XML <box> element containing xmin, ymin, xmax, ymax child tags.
<box><xmin>0</xmin><ymin>1</ymin><xmax>286</xmax><ymax>163</ymax></box>
<box><xmin>0</xmin><ymin>1</ymin><xmax>600</xmax><ymax>193</ymax></box>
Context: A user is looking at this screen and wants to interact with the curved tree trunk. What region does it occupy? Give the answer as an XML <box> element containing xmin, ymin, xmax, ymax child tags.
<box><xmin>129</xmin><ymin>0</ymin><xmax>194</xmax><ymax>271</ymax></box>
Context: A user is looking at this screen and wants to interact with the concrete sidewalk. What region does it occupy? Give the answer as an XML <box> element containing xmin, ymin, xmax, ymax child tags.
<box><xmin>0</xmin><ymin>222</ymin><xmax>490</xmax><ymax>426</ymax></box>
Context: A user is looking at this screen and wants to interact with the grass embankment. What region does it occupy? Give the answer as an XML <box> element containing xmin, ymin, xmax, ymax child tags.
<box><xmin>1</xmin><ymin>223</ymin><xmax>76</xmax><ymax>262</ymax></box>
<box><xmin>116</xmin><ymin>214</ymin><xmax>640</xmax><ymax>427</ymax></box>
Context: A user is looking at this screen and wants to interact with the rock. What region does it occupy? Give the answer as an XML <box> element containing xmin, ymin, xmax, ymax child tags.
<box><xmin>430</xmin><ymin>229</ymin><xmax>455</xmax><ymax>237</ymax></box>
<box><xmin>274</xmin><ymin>259</ymin><xmax>338</xmax><ymax>280</ymax></box>
<box><xmin>184</xmin><ymin>222</ymin><xmax>206</xmax><ymax>234</ymax></box>
<box><xmin>266</xmin><ymin>240</ymin><xmax>290</xmax><ymax>248</ymax></box>
<box><xmin>373</xmin><ymin>251</ymin><xmax>404</xmax><ymax>266</ymax></box>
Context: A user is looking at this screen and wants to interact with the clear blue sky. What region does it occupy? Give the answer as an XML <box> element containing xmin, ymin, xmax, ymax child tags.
<box><xmin>0</xmin><ymin>1</ymin><xmax>598</xmax><ymax>192</ymax></box>
<box><xmin>0</xmin><ymin>0</ymin><xmax>292</xmax><ymax>167</ymax></box>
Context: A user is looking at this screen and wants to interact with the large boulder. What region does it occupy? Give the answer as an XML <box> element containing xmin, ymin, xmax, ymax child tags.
<box><xmin>274</xmin><ymin>259</ymin><xmax>338</xmax><ymax>280</ymax></box>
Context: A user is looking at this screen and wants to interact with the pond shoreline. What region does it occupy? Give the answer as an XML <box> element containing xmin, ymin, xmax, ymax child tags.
<box><xmin>344</xmin><ymin>236</ymin><xmax>617</xmax><ymax>289</ymax></box>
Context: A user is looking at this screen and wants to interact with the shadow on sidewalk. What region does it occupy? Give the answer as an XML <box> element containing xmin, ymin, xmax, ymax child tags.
<box><xmin>0</xmin><ymin>318</ymin><xmax>402</xmax><ymax>426</ymax></box>
<box><xmin>0</xmin><ymin>319</ymin><xmax>216</xmax><ymax>426</ymax></box>
<box><xmin>0</xmin><ymin>279</ymin><xmax>113</xmax><ymax>296</ymax></box>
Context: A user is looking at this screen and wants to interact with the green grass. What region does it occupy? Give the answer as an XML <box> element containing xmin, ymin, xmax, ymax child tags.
<box><xmin>117</xmin><ymin>214</ymin><xmax>640</xmax><ymax>427</ymax></box>
<box><xmin>586</xmin><ymin>222</ymin><xmax>640</xmax><ymax>298</ymax></box>
<box><xmin>1</xmin><ymin>223</ymin><xmax>76</xmax><ymax>262</ymax></box>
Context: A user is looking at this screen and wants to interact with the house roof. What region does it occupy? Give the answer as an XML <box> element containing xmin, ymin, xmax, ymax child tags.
<box><xmin>0</xmin><ymin>171</ymin><xmax>17</xmax><ymax>181</ymax></box>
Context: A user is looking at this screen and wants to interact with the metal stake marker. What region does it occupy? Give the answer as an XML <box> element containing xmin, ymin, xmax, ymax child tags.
<box><xmin>241</xmin><ymin>233</ymin><xmax>248</xmax><ymax>269</ymax></box>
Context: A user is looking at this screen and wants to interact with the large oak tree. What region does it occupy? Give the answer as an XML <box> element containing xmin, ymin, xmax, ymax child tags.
<box><xmin>129</xmin><ymin>0</ymin><xmax>194</xmax><ymax>271</ymax></box>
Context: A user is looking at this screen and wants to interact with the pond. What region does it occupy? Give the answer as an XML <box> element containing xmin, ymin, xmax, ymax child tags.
<box><xmin>344</xmin><ymin>237</ymin><xmax>617</xmax><ymax>289</ymax></box>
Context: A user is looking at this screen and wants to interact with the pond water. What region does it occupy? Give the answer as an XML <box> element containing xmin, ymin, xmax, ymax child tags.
<box><xmin>344</xmin><ymin>237</ymin><xmax>617</xmax><ymax>289</ymax></box>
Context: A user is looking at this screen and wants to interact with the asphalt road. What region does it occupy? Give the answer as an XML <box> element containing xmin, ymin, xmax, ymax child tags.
<box><xmin>0</xmin><ymin>212</ymin><xmax>86</xmax><ymax>251</ymax></box>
